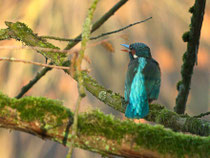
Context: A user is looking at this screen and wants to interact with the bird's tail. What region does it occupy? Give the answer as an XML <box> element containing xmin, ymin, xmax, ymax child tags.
<box><xmin>125</xmin><ymin>99</ymin><xmax>149</xmax><ymax>119</ymax></box>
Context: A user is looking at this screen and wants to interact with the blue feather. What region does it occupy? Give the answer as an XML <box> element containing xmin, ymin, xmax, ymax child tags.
<box><xmin>125</xmin><ymin>58</ymin><xmax>149</xmax><ymax>118</ymax></box>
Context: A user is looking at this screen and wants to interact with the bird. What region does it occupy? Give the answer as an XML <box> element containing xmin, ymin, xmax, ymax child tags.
<box><xmin>121</xmin><ymin>43</ymin><xmax>161</xmax><ymax>119</ymax></box>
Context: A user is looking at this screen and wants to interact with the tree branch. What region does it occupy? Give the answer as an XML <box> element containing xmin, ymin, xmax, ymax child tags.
<box><xmin>41</xmin><ymin>17</ymin><xmax>152</xmax><ymax>42</ymax></box>
<box><xmin>2</xmin><ymin>0</ymin><xmax>129</xmax><ymax>99</ymax></box>
<box><xmin>175</xmin><ymin>0</ymin><xmax>206</xmax><ymax>114</ymax></box>
<box><xmin>0</xmin><ymin>92</ymin><xmax>209</xmax><ymax>158</ymax></box>
<box><xmin>81</xmin><ymin>71</ymin><xmax>210</xmax><ymax>136</ymax></box>
<box><xmin>0</xmin><ymin>57</ymin><xmax>69</xmax><ymax>70</ymax></box>
<box><xmin>15</xmin><ymin>66</ymin><xmax>52</xmax><ymax>99</ymax></box>
<box><xmin>67</xmin><ymin>1</ymin><xmax>100</xmax><ymax>157</ymax></box>
<box><xmin>0</xmin><ymin>21</ymin><xmax>209</xmax><ymax>136</ymax></box>
<box><xmin>4</xmin><ymin>22</ymin><xmax>66</xmax><ymax>66</ymax></box>
<box><xmin>194</xmin><ymin>111</ymin><xmax>210</xmax><ymax>118</ymax></box>
<box><xmin>64</xmin><ymin>0</ymin><xmax>128</xmax><ymax>50</ymax></box>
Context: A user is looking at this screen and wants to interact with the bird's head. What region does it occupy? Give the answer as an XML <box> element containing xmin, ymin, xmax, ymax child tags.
<box><xmin>121</xmin><ymin>43</ymin><xmax>152</xmax><ymax>60</ymax></box>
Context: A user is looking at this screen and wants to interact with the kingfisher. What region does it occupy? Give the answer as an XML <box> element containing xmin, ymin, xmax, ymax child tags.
<box><xmin>121</xmin><ymin>43</ymin><xmax>161</xmax><ymax>119</ymax></box>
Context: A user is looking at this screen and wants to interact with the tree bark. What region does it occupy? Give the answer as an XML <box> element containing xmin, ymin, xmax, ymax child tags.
<box><xmin>0</xmin><ymin>21</ymin><xmax>210</xmax><ymax>136</ymax></box>
<box><xmin>175</xmin><ymin>0</ymin><xmax>206</xmax><ymax>114</ymax></box>
<box><xmin>0</xmin><ymin>92</ymin><xmax>209</xmax><ymax>158</ymax></box>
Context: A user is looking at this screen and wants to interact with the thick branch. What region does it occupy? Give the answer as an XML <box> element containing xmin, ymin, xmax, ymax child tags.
<box><xmin>0</xmin><ymin>92</ymin><xmax>209</xmax><ymax>158</ymax></box>
<box><xmin>175</xmin><ymin>0</ymin><xmax>206</xmax><ymax>114</ymax></box>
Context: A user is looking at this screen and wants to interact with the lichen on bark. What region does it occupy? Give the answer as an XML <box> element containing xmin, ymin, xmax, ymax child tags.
<box><xmin>0</xmin><ymin>92</ymin><xmax>209</xmax><ymax>158</ymax></box>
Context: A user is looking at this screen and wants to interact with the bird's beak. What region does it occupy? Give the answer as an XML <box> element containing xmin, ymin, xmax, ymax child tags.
<box><xmin>120</xmin><ymin>44</ymin><xmax>130</xmax><ymax>52</ymax></box>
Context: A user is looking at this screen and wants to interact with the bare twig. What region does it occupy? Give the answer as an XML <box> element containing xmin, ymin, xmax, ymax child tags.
<box><xmin>15</xmin><ymin>65</ymin><xmax>52</xmax><ymax>99</ymax></box>
<box><xmin>0</xmin><ymin>57</ymin><xmax>69</xmax><ymax>70</ymax></box>
<box><xmin>40</xmin><ymin>36</ymin><xmax>76</xmax><ymax>42</ymax></box>
<box><xmin>41</xmin><ymin>17</ymin><xmax>152</xmax><ymax>42</ymax></box>
<box><xmin>89</xmin><ymin>17</ymin><xmax>152</xmax><ymax>40</ymax></box>
<box><xmin>0</xmin><ymin>45</ymin><xmax>72</xmax><ymax>54</ymax></box>
<box><xmin>64</xmin><ymin>0</ymin><xmax>128</xmax><ymax>50</ymax></box>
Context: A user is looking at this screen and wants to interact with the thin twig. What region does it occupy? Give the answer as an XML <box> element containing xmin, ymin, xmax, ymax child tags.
<box><xmin>66</xmin><ymin>0</ymin><xmax>100</xmax><ymax>158</ymax></box>
<box><xmin>0</xmin><ymin>57</ymin><xmax>69</xmax><ymax>70</ymax></box>
<box><xmin>41</xmin><ymin>17</ymin><xmax>152</xmax><ymax>42</ymax></box>
<box><xmin>15</xmin><ymin>65</ymin><xmax>52</xmax><ymax>99</ymax></box>
<box><xmin>0</xmin><ymin>46</ymin><xmax>73</xmax><ymax>54</ymax></box>
<box><xmin>14</xmin><ymin>0</ymin><xmax>129</xmax><ymax>98</ymax></box>
<box><xmin>41</xmin><ymin>36</ymin><xmax>75</xmax><ymax>42</ymax></box>
<box><xmin>64</xmin><ymin>0</ymin><xmax>128</xmax><ymax>50</ymax></box>
<box><xmin>89</xmin><ymin>17</ymin><xmax>152</xmax><ymax>40</ymax></box>
<box><xmin>66</xmin><ymin>96</ymin><xmax>82</xmax><ymax>158</ymax></box>
<box><xmin>194</xmin><ymin>111</ymin><xmax>210</xmax><ymax>118</ymax></box>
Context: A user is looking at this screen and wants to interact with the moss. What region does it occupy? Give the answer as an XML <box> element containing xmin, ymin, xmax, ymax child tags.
<box><xmin>182</xmin><ymin>31</ymin><xmax>190</xmax><ymax>42</ymax></box>
<box><xmin>181</xmin><ymin>49</ymin><xmax>195</xmax><ymax>79</ymax></box>
<box><xmin>146</xmin><ymin>103</ymin><xmax>164</xmax><ymax>121</ymax></box>
<box><xmin>0</xmin><ymin>92</ymin><xmax>13</xmax><ymax>108</ymax></box>
<box><xmin>189</xmin><ymin>6</ymin><xmax>195</xmax><ymax>13</ymax></box>
<box><xmin>78</xmin><ymin>110</ymin><xmax>132</xmax><ymax>140</ymax></box>
<box><xmin>176</xmin><ymin>80</ymin><xmax>182</xmax><ymax>91</ymax></box>
<box><xmin>78</xmin><ymin>110</ymin><xmax>209</xmax><ymax>157</ymax></box>
<box><xmin>0</xmin><ymin>92</ymin><xmax>72</xmax><ymax>126</ymax></box>
<box><xmin>136</xmin><ymin>125</ymin><xmax>209</xmax><ymax>157</ymax></box>
<box><xmin>181</xmin><ymin>52</ymin><xmax>188</xmax><ymax>73</ymax></box>
<box><xmin>1</xmin><ymin>92</ymin><xmax>209</xmax><ymax>157</ymax></box>
<box><xmin>82</xmin><ymin>71</ymin><xmax>125</xmax><ymax>113</ymax></box>
<box><xmin>0</xmin><ymin>28</ymin><xmax>10</xmax><ymax>40</ymax></box>
<box><xmin>4</xmin><ymin>21</ymin><xmax>66</xmax><ymax>65</ymax></box>
<box><xmin>155</xmin><ymin>109</ymin><xmax>182</xmax><ymax>131</ymax></box>
<box><xmin>184</xmin><ymin>117</ymin><xmax>210</xmax><ymax>136</ymax></box>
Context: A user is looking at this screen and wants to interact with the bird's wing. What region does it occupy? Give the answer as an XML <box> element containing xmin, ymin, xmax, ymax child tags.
<box><xmin>124</xmin><ymin>59</ymin><xmax>138</xmax><ymax>102</ymax></box>
<box><xmin>125</xmin><ymin>58</ymin><xmax>149</xmax><ymax>118</ymax></box>
<box><xmin>142</xmin><ymin>58</ymin><xmax>161</xmax><ymax>101</ymax></box>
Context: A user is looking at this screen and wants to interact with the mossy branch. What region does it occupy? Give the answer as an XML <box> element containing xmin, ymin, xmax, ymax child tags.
<box><xmin>76</xmin><ymin>0</ymin><xmax>99</xmax><ymax>96</ymax></box>
<box><xmin>4</xmin><ymin>22</ymin><xmax>66</xmax><ymax>65</ymax></box>
<box><xmin>175</xmin><ymin>0</ymin><xmax>206</xmax><ymax>114</ymax></box>
<box><xmin>0</xmin><ymin>21</ymin><xmax>209</xmax><ymax>136</ymax></box>
<box><xmin>194</xmin><ymin>111</ymin><xmax>210</xmax><ymax>118</ymax></box>
<box><xmin>0</xmin><ymin>92</ymin><xmax>209</xmax><ymax>158</ymax></box>
<box><xmin>81</xmin><ymin>71</ymin><xmax>210</xmax><ymax>136</ymax></box>
<box><xmin>67</xmin><ymin>1</ymin><xmax>100</xmax><ymax>157</ymax></box>
<box><xmin>7</xmin><ymin>0</ymin><xmax>129</xmax><ymax>99</ymax></box>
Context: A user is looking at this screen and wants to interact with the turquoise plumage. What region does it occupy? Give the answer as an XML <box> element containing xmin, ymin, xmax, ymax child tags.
<box><xmin>121</xmin><ymin>43</ymin><xmax>161</xmax><ymax>119</ymax></box>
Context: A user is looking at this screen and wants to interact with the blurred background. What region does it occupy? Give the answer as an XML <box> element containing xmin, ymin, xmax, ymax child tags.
<box><xmin>0</xmin><ymin>0</ymin><xmax>209</xmax><ymax>157</ymax></box>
